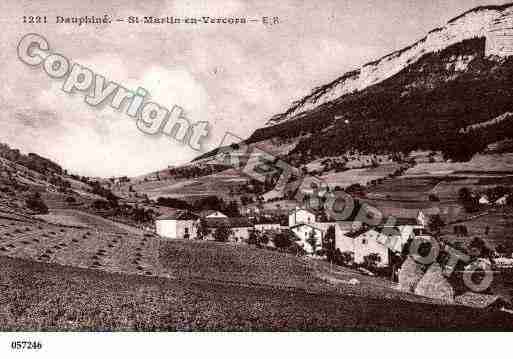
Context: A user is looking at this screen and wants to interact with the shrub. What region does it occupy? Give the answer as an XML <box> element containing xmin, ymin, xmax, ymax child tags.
<box><xmin>213</xmin><ymin>226</ymin><xmax>232</xmax><ymax>242</ymax></box>
<box><xmin>362</xmin><ymin>253</ymin><xmax>381</xmax><ymax>270</ymax></box>
<box><xmin>65</xmin><ymin>196</ymin><xmax>76</xmax><ymax>204</ymax></box>
<box><xmin>272</xmin><ymin>232</ymin><xmax>292</xmax><ymax>249</ymax></box>
<box><xmin>333</xmin><ymin>250</ymin><xmax>354</xmax><ymax>266</ymax></box>
<box><xmin>25</xmin><ymin>192</ymin><xmax>48</xmax><ymax>214</ymax></box>
<box><xmin>428</xmin><ymin>194</ymin><xmax>439</xmax><ymax>202</ymax></box>
<box><xmin>92</xmin><ymin>199</ymin><xmax>110</xmax><ymax>210</ymax></box>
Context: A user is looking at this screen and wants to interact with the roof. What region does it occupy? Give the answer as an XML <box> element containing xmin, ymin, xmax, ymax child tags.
<box><xmin>290</xmin><ymin>223</ymin><xmax>323</xmax><ymax>232</ymax></box>
<box><xmin>333</xmin><ymin>221</ymin><xmax>363</xmax><ymax>232</ymax></box>
<box><xmin>386</xmin><ymin>217</ymin><xmax>420</xmax><ymax>226</ymax></box>
<box><xmin>289</xmin><ymin>207</ymin><xmax>319</xmax><ymax>216</ymax></box>
<box><xmin>255</xmin><ymin>221</ymin><xmax>281</xmax><ymax>226</ymax></box>
<box><xmin>345</xmin><ymin>227</ymin><xmax>371</xmax><ymax>239</ymax></box>
<box><xmin>157</xmin><ymin>210</ymin><xmax>198</xmax><ymax>221</ymax></box>
<box><xmin>200</xmin><ymin>210</ymin><xmax>226</xmax><ymax>217</ymax></box>
<box><xmin>205</xmin><ymin>217</ymin><xmax>253</xmax><ymax>228</ymax></box>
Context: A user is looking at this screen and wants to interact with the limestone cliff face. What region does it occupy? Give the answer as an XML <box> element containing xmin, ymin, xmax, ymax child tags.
<box><xmin>267</xmin><ymin>4</ymin><xmax>513</xmax><ymax>126</ymax></box>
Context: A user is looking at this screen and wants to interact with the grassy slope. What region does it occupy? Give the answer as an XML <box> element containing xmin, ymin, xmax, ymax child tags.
<box><xmin>1</xmin><ymin>191</ymin><xmax>513</xmax><ymax>330</ymax></box>
<box><xmin>1</xmin><ymin>256</ymin><xmax>512</xmax><ymax>331</ymax></box>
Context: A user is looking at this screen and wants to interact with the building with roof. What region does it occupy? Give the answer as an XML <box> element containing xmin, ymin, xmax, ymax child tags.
<box><xmin>290</xmin><ymin>223</ymin><xmax>323</xmax><ymax>254</ymax></box>
<box><xmin>496</xmin><ymin>194</ymin><xmax>509</xmax><ymax>205</ymax></box>
<box><xmin>335</xmin><ymin>228</ymin><xmax>392</xmax><ymax>267</ymax></box>
<box><xmin>479</xmin><ymin>195</ymin><xmax>491</xmax><ymax>205</ymax></box>
<box><xmin>204</xmin><ymin>217</ymin><xmax>254</xmax><ymax>243</ymax></box>
<box><xmin>155</xmin><ymin>210</ymin><xmax>199</xmax><ymax>240</ymax></box>
<box><xmin>288</xmin><ymin>207</ymin><xmax>317</xmax><ymax>227</ymax></box>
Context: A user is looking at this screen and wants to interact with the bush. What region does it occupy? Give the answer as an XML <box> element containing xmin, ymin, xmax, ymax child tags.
<box><xmin>213</xmin><ymin>226</ymin><xmax>232</xmax><ymax>242</ymax></box>
<box><xmin>92</xmin><ymin>199</ymin><xmax>110</xmax><ymax>210</ymax></box>
<box><xmin>25</xmin><ymin>192</ymin><xmax>48</xmax><ymax>214</ymax></box>
<box><xmin>65</xmin><ymin>196</ymin><xmax>76</xmax><ymax>204</ymax></box>
<box><xmin>362</xmin><ymin>253</ymin><xmax>381</xmax><ymax>270</ymax></box>
<box><xmin>272</xmin><ymin>232</ymin><xmax>292</xmax><ymax>249</ymax></box>
<box><xmin>428</xmin><ymin>194</ymin><xmax>439</xmax><ymax>202</ymax></box>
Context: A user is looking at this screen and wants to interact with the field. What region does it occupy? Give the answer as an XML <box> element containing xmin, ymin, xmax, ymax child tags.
<box><xmin>320</xmin><ymin>164</ymin><xmax>403</xmax><ymax>188</ymax></box>
<box><xmin>367</xmin><ymin>177</ymin><xmax>440</xmax><ymax>201</ymax></box>
<box><xmin>38</xmin><ymin>209</ymin><xmax>144</xmax><ymax>235</ymax></box>
<box><xmin>3</xmin><ymin>255</ymin><xmax>513</xmax><ymax>331</ymax></box>
<box><xmin>2</xmin><ymin>206</ymin><xmax>513</xmax><ymax>330</ymax></box>
<box><xmin>125</xmin><ymin>169</ymin><xmax>250</xmax><ymax>200</ymax></box>
<box><xmin>405</xmin><ymin>154</ymin><xmax>513</xmax><ymax>176</ymax></box>
<box><xmin>440</xmin><ymin>207</ymin><xmax>513</xmax><ymax>252</ymax></box>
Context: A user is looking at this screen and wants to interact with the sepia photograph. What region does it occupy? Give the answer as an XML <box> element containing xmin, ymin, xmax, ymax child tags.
<box><xmin>1</xmin><ymin>0</ymin><xmax>513</xmax><ymax>350</ymax></box>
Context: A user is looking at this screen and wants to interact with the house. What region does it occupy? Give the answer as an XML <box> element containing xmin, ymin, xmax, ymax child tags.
<box><xmin>288</xmin><ymin>207</ymin><xmax>316</xmax><ymax>227</ymax></box>
<box><xmin>381</xmin><ymin>217</ymin><xmax>427</xmax><ymax>253</ymax></box>
<box><xmin>495</xmin><ymin>195</ymin><xmax>509</xmax><ymax>205</ymax></box>
<box><xmin>200</xmin><ymin>210</ymin><xmax>228</xmax><ymax>218</ymax></box>
<box><xmin>204</xmin><ymin>217</ymin><xmax>253</xmax><ymax>243</ymax></box>
<box><xmin>335</xmin><ymin>228</ymin><xmax>391</xmax><ymax>267</ymax></box>
<box><xmin>479</xmin><ymin>195</ymin><xmax>490</xmax><ymax>205</ymax></box>
<box><xmin>155</xmin><ymin>210</ymin><xmax>199</xmax><ymax>240</ymax></box>
<box><xmin>290</xmin><ymin>223</ymin><xmax>323</xmax><ymax>254</ymax></box>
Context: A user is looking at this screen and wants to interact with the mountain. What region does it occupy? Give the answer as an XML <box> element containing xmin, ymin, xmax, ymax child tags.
<box><xmin>267</xmin><ymin>3</ymin><xmax>513</xmax><ymax>126</ymax></box>
<box><xmin>194</xmin><ymin>3</ymin><xmax>513</xmax><ymax>166</ymax></box>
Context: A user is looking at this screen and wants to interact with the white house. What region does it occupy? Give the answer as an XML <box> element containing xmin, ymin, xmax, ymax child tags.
<box><xmin>204</xmin><ymin>217</ymin><xmax>254</xmax><ymax>243</ymax></box>
<box><xmin>381</xmin><ymin>217</ymin><xmax>426</xmax><ymax>253</ymax></box>
<box><xmin>479</xmin><ymin>195</ymin><xmax>490</xmax><ymax>205</ymax></box>
<box><xmin>229</xmin><ymin>218</ymin><xmax>254</xmax><ymax>243</ymax></box>
<box><xmin>335</xmin><ymin>229</ymin><xmax>391</xmax><ymax>267</ymax></box>
<box><xmin>288</xmin><ymin>207</ymin><xmax>316</xmax><ymax>227</ymax></box>
<box><xmin>496</xmin><ymin>195</ymin><xmax>509</xmax><ymax>205</ymax></box>
<box><xmin>156</xmin><ymin>211</ymin><xmax>199</xmax><ymax>240</ymax></box>
<box><xmin>290</xmin><ymin>223</ymin><xmax>323</xmax><ymax>254</ymax></box>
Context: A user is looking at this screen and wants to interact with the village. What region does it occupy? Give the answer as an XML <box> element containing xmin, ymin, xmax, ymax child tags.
<box><xmin>155</xmin><ymin>205</ymin><xmax>419</xmax><ymax>267</ymax></box>
<box><xmin>151</xmin><ymin>184</ymin><xmax>513</xmax><ymax>311</ymax></box>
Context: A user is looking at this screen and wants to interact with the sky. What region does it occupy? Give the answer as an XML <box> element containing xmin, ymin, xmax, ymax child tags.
<box><xmin>0</xmin><ymin>0</ymin><xmax>509</xmax><ymax>177</ymax></box>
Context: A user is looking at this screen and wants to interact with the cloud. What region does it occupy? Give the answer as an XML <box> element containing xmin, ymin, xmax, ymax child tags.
<box><xmin>4</xmin><ymin>51</ymin><xmax>214</xmax><ymax>177</ymax></box>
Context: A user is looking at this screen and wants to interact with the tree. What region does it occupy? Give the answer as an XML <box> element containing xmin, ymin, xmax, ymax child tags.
<box><xmin>345</xmin><ymin>183</ymin><xmax>366</xmax><ymax>196</ymax></box>
<box><xmin>428</xmin><ymin>214</ymin><xmax>445</xmax><ymax>234</ymax></box>
<box><xmin>247</xmin><ymin>230</ymin><xmax>259</xmax><ymax>245</ymax></box>
<box><xmin>225</xmin><ymin>200</ymin><xmax>241</xmax><ymax>217</ymax></box>
<box><xmin>213</xmin><ymin>226</ymin><xmax>232</xmax><ymax>242</ymax></box>
<box><xmin>259</xmin><ymin>234</ymin><xmax>270</xmax><ymax>246</ymax></box>
<box><xmin>469</xmin><ymin>237</ymin><xmax>492</xmax><ymax>259</ymax></box>
<box><xmin>495</xmin><ymin>244</ymin><xmax>508</xmax><ymax>256</ymax></box>
<box><xmin>197</xmin><ymin>218</ymin><xmax>210</xmax><ymax>240</ymax></box>
<box><xmin>272</xmin><ymin>232</ymin><xmax>292</xmax><ymax>249</ymax></box>
<box><xmin>324</xmin><ymin>225</ymin><xmax>336</xmax><ymax>262</ymax></box>
<box><xmin>306</xmin><ymin>230</ymin><xmax>318</xmax><ymax>254</ymax></box>
<box><xmin>334</xmin><ymin>250</ymin><xmax>354</xmax><ymax>266</ymax></box>
<box><xmin>458</xmin><ymin>187</ymin><xmax>479</xmax><ymax>213</ymax></box>
<box><xmin>157</xmin><ymin>197</ymin><xmax>191</xmax><ymax>210</ymax></box>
